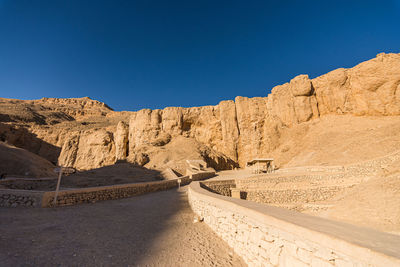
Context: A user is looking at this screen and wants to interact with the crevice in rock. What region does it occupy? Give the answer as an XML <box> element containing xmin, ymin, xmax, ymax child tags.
<box><xmin>233</xmin><ymin>100</ymin><xmax>241</xmax><ymax>162</ymax></box>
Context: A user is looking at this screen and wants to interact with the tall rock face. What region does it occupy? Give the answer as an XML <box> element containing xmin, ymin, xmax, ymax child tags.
<box><xmin>312</xmin><ymin>53</ymin><xmax>400</xmax><ymax>116</ymax></box>
<box><xmin>267</xmin><ymin>74</ymin><xmax>319</xmax><ymax>127</ymax></box>
<box><xmin>58</xmin><ymin>130</ymin><xmax>116</xmax><ymax>170</ymax></box>
<box><xmin>126</xmin><ymin>104</ymin><xmax>235</xmax><ymax>170</ymax></box>
<box><xmin>58</xmin><ymin>134</ymin><xmax>80</xmax><ymax>167</ymax></box>
<box><xmin>268</xmin><ymin>53</ymin><xmax>400</xmax><ymax>125</ymax></box>
<box><xmin>218</xmin><ymin>100</ymin><xmax>239</xmax><ymax>161</ymax></box>
<box><xmin>114</xmin><ymin>121</ymin><xmax>129</xmax><ymax>161</ymax></box>
<box><xmin>36</xmin><ymin>96</ymin><xmax>114</xmax><ymax>119</ymax></box>
<box><xmin>123</xmin><ymin>53</ymin><xmax>400</xmax><ymax>169</ymax></box>
<box><xmin>236</xmin><ymin>97</ymin><xmax>273</xmax><ymax>166</ymax></box>
<box><xmin>2</xmin><ymin>53</ymin><xmax>399</xmax><ymax>172</ymax></box>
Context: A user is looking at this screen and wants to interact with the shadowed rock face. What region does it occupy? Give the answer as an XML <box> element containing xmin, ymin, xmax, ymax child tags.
<box><xmin>0</xmin><ymin>142</ymin><xmax>56</xmax><ymax>177</ymax></box>
<box><xmin>2</xmin><ymin>53</ymin><xmax>400</xmax><ymax>174</ymax></box>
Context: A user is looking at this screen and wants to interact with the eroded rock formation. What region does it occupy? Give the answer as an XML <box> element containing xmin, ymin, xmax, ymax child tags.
<box><xmin>1</xmin><ymin>53</ymin><xmax>399</xmax><ymax>174</ymax></box>
<box><xmin>115</xmin><ymin>121</ymin><xmax>129</xmax><ymax>161</ymax></box>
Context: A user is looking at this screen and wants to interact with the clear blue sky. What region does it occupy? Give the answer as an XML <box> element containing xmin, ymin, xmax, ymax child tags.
<box><xmin>0</xmin><ymin>0</ymin><xmax>399</xmax><ymax>111</ymax></box>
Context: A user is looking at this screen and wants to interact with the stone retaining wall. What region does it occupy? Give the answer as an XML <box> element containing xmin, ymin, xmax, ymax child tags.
<box><xmin>190</xmin><ymin>171</ymin><xmax>216</xmax><ymax>181</ymax></box>
<box><xmin>277</xmin><ymin>150</ymin><xmax>400</xmax><ymax>178</ymax></box>
<box><xmin>201</xmin><ymin>180</ymin><xmax>235</xmax><ymax>196</ymax></box>
<box><xmin>1</xmin><ymin>176</ymin><xmax>201</xmax><ymax>208</ymax></box>
<box><xmin>42</xmin><ymin>176</ymin><xmax>191</xmax><ymax>207</ymax></box>
<box><xmin>276</xmin><ymin>166</ymin><xmax>345</xmax><ymax>174</ymax></box>
<box><xmin>200</xmin><ymin>178</ymin><xmax>346</xmax><ymax>205</ymax></box>
<box><xmin>0</xmin><ymin>189</ymin><xmax>43</xmax><ymax>207</ymax></box>
<box><xmin>345</xmin><ymin>150</ymin><xmax>400</xmax><ymax>177</ymax></box>
<box><xmin>243</xmin><ymin>186</ymin><xmax>345</xmax><ymax>204</ymax></box>
<box><xmin>235</xmin><ymin>174</ymin><xmax>348</xmax><ymax>190</ymax></box>
<box><xmin>0</xmin><ymin>178</ymin><xmax>57</xmax><ymax>191</ymax></box>
<box><xmin>188</xmin><ymin>181</ymin><xmax>400</xmax><ymax>267</ymax></box>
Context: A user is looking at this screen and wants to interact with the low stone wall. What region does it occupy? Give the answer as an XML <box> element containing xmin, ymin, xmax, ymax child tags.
<box><xmin>0</xmin><ymin>178</ymin><xmax>57</xmax><ymax>191</ymax></box>
<box><xmin>0</xmin><ymin>189</ymin><xmax>44</xmax><ymax>207</ymax></box>
<box><xmin>1</xmin><ymin>172</ymin><xmax>220</xmax><ymax>208</ymax></box>
<box><xmin>201</xmin><ymin>180</ymin><xmax>235</xmax><ymax>196</ymax></box>
<box><xmin>190</xmin><ymin>171</ymin><xmax>216</xmax><ymax>181</ymax></box>
<box><xmin>234</xmin><ymin>174</ymin><xmax>348</xmax><ymax>190</ymax></box>
<box><xmin>345</xmin><ymin>150</ymin><xmax>400</xmax><ymax>177</ymax></box>
<box><xmin>242</xmin><ymin>186</ymin><xmax>345</xmax><ymax>204</ymax></box>
<box><xmin>188</xmin><ymin>181</ymin><xmax>400</xmax><ymax>267</ymax></box>
<box><xmin>161</xmin><ymin>168</ymin><xmax>179</xmax><ymax>180</ymax></box>
<box><xmin>41</xmin><ymin>176</ymin><xmax>191</xmax><ymax>207</ymax></box>
<box><xmin>276</xmin><ymin>166</ymin><xmax>345</xmax><ymax>174</ymax></box>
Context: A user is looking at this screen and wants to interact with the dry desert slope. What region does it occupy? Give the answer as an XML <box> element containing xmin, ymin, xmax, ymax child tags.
<box><xmin>272</xmin><ymin>115</ymin><xmax>400</xmax><ymax>167</ymax></box>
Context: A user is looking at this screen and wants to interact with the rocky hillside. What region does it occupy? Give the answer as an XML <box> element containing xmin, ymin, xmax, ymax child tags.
<box><xmin>0</xmin><ymin>96</ymin><xmax>113</xmax><ymax>124</ymax></box>
<box><xmin>0</xmin><ymin>97</ymin><xmax>130</xmax><ymax>165</ymax></box>
<box><xmin>0</xmin><ymin>53</ymin><xmax>399</xmax><ymax>176</ymax></box>
<box><xmin>0</xmin><ymin>142</ymin><xmax>55</xmax><ymax>178</ymax></box>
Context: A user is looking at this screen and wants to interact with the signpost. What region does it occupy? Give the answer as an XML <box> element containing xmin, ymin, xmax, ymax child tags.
<box><xmin>53</xmin><ymin>167</ymin><xmax>63</xmax><ymax>205</ymax></box>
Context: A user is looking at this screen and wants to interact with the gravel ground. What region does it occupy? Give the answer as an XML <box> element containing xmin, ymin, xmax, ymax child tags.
<box><xmin>0</xmin><ymin>187</ymin><xmax>245</xmax><ymax>267</ymax></box>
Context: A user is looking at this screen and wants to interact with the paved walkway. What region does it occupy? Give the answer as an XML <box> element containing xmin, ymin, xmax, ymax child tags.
<box><xmin>0</xmin><ymin>187</ymin><xmax>245</xmax><ymax>266</ymax></box>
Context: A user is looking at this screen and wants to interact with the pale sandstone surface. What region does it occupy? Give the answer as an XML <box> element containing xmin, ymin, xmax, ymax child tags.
<box><xmin>0</xmin><ymin>188</ymin><xmax>245</xmax><ymax>267</ymax></box>
<box><xmin>271</xmin><ymin>115</ymin><xmax>400</xmax><ymax>167</ymax></box>
<box><xmin>312</xmin><ymin>53</ymin><xmax>400</xmax><ymax>116</ymax></box>
<box><xmin>321</xmin><ymin>172</ymin><xmax>400</xmax><ymax>235</ymax></box>
<box><xmin>322</xmin><ymin>154</ymin><xmax>400</xmax><ymax>234</ymax></box>
<box><xmin>59</xmin><ymin>129</ymin><xmax>116</xmax><ymax>170</ymax></box>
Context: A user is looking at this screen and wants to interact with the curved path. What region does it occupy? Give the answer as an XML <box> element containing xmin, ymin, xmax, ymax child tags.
<box><xmin>0</xmin><ymin>187</ymin><xmax>245</xmax><ymax>266</ymax></box>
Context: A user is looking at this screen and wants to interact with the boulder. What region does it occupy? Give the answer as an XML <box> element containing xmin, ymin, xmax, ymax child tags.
<box><xmin>290</xmin><ymin>74</ymin><xmax>313</xmax><ymax>96</ymax></box>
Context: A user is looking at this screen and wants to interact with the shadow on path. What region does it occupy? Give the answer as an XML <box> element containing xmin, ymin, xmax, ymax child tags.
<box><xmin>0</xmin><ymin>187</ymin><xmax>245</xmax><ymax>266</ymax></box>
<box><xmin>0</xmin><ymin>189</ymin><xmax>184</xmax><ymax>266</ymax></box>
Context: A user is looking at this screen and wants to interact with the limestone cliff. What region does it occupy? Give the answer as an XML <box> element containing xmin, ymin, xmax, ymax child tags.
<box><xmin>114</xmin><ymin>53</ymin><xmax>399</xmax><ymax>168</ymax></box>
<box><xmin>1</xmin><ymin>53</ymin><xmax>399</xmax><ymax>174</ymax></box>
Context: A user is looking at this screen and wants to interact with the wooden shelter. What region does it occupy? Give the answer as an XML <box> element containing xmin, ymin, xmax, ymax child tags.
<box><xmin>246</xmin><ymin>158</ymin><xmax>274</xmax><ymax>174</ymax></box>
